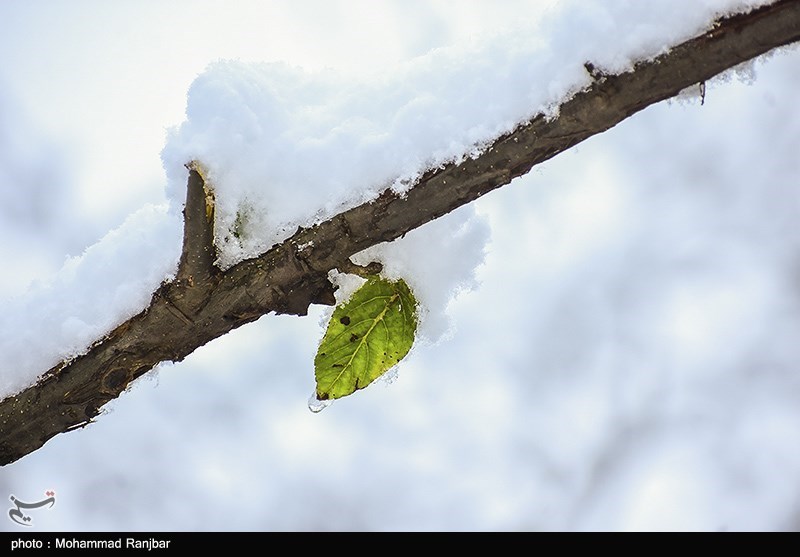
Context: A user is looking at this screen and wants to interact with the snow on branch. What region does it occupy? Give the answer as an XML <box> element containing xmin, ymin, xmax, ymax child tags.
<box><xmin>1</xmin><ymin>0</ymin><xmax>799</xmax><ymax>465</ymax></box>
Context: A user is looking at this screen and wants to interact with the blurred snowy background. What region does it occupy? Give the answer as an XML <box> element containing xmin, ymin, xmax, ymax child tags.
<box><xmin>2</xmin><ymin>0</ymin><xmax>800</xmax><ymax>531</ymax></box>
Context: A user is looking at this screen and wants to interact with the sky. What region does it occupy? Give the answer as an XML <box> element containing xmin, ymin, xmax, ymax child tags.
<box><xmin>1</xmin><ymin>0</ymin><xmax>800</xmax><ymax>531</ymax></box>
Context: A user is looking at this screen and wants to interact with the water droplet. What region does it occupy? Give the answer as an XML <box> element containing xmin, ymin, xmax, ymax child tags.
<box><xmin>308</xmin><ymin>392</ymin><xmax>332</xmax><ymax>413</ymax></box>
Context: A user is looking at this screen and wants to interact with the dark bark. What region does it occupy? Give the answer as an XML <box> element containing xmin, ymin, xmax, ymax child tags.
<box><xmin>2</xmin><ymin>0</ymin><xmax>799</xmax><ymax>465</ymax></box>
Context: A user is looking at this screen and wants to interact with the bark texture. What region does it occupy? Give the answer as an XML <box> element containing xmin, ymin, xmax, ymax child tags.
<box><xmin>2</xmin><ymin>0</ymin><xmax>799</xmax><ymax>465</ymax></box>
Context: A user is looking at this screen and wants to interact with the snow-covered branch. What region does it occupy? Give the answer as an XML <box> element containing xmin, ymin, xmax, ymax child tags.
<box><xmin>1</xmin><ymin>0</ymin><xmax>799</xmax><ymax>465</ymax></box>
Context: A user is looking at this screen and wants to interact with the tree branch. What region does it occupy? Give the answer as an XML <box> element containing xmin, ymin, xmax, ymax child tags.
<box><xmin>170</xmin><ymin>162</ymin><xmax>219</xmax><ymax>321</ymax></box>
<box><xmin>177</xmin><ymin>162</ymin><xmax>217</xmax><ymax>288</ymax></box>
<box><xmin>2</xmin><ymin>0</ymin><xmax>799</xmax><ymax>465</ymax></box>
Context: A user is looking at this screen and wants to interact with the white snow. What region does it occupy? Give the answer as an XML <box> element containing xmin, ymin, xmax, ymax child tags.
<box><xmin>353</xmin><ymin>205</ymin><xmax>490</xmax><ymax>342</ymax></box>
<box><xmin>161</xmin><ymin>0</ymin><xmax>773</xmax><ymax>271</ymax></box>
<box><xmin>0</xmin><ymin>205</ymin><xmax>181</xmax><ymax>396</ymax></box>
<box><xmin>1</xmin><ymin>0</ymin><xmax>797</xmax><ymax>533</ymax></box>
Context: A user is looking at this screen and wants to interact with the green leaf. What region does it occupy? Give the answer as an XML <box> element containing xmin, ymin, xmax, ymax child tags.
<box><xmin>315</xmin><ymin>276</ymin><xmax>418</xmax><ymax>400</ymax></box>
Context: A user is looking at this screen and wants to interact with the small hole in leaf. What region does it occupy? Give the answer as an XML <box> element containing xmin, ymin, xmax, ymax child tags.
<box><xmin>350</xmin><ymin>333</ymin><xmax>358</xmax><ymax>342</ymax></box>
<box><xmin>340</xmin><ymin>316</ymin><xmax>351</xmax><ymax>326</ymax></box>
